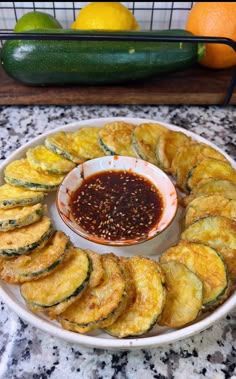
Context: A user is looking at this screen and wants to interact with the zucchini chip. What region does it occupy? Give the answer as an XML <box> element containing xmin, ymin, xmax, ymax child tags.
<box><xmin>58</xmin><ymin>253</ymin><xmax>131</xmax><ymax>333</ymax></box>
<box><xmin>132</xmin><ymin>123</ymin><xmax>168</xmax><ymax>165</ymax></box>
<box><xmin>184</xmin><ymin>195</ymin><xmax>236</xmax><ymax>227</ymax></box>
<box><xmin>158</xmin><ymin>261</ymin><xmax>203</xmax><ymax>327</ymax></box>
<box><xmin>181</xmin><ymin>178</ymin><xmax>236</xmax><ymax>207</ymax></box>
<box><xmin>0</xmin><ymin>231</ymin><xmax>70</xmax><ymax>283</ymax></box>
<box><xmin>187</xmin><ymin>158</ymin><xmax>236</xmax><ymax>192</ymax></box>
<box><xmin>45</xmin><ymin>132</ymin><xmax>84</xmax><ymax>164</ymax></box>
<box><xmin>0</xmin><ymin>203</ymin><xmax>45</xmax><ymax>232</ymax></box>
<box><xmin>181</xmin><ymin>216</ymin><xmax>236</xmax><ymax>280</ymax></box>
<box><xmin>0</xmin><ymin>184</ymin><xmax>45</xmax><ymax>209</ymax></box>
<box><xmin>70</xmin><ymin>127</ymin><xmax>105</xmax><ymax>160</ymax></box>
<box><xmin>98</xmin><ymin>121</ymin><xmax>137</xmax><ymax>157</ymax></box>
<box><xmin>104</xmin><ymin>256</ymin><xmax>166</xmax><ymax>338</ymax></box>
<box><xmin>171</xmin><ymin>142</ymin><xmax>228</xmax><ymax>192</ymax></box>
<box><xmin>21</xmin><ymin>247</ymin><xmax>92</xmax><ymax>317</ymax></box>
<box><xmin>155</xmin><ymin>130</ymin><xmax>191</xmax><ymax>173</ymax></box>
<box><xmin>0</xmin><ymin>216</ymin><xmax>54</xmax><ymax>257</ymax></box>
<box><xmin>26</xmin><ymin>145</ymin><xmax>75</xmax><ymax>174</ymax></box>
<box><xmin>0</xmin><ymin>256</ymin><xmax>6</xmax><ymax>274</ymax></box>
<box><xmin>85</xmin><ymin>249</ymin><xmax>104</xmax><ymax>288</ymax></box>
<box><xmin>160</xmin><ymin>241</ymin><xmax>229</xmax><ymax>307</ymax></box>
<box><xmin>5</xmin><ymin>159</ymin><xmax>64</xmax><ymax>192</ymax></box>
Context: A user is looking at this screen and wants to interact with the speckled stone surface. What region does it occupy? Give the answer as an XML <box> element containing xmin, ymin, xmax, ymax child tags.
<box><xmin>0</xmin><ymin>104</ymin><xmax>235</xmax><ymax>379</ymax></box>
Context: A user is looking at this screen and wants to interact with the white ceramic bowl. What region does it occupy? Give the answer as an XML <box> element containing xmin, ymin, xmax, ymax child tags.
<box><xmin>56</xmin><ymin>155</ymin><xmax>178</xmax><ymax>246</ymax></box>
<box><xmin>1</xmin><ymin>117</ymin><xmax>235</xmax><ymax>350</ymax></box>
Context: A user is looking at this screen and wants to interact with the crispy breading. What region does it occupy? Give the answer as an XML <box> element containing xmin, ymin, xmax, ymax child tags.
<box><xmin>184</xmin><ymin>195</ymin><xmax>236</xmax><ymax>226</ymax></box>
<box><xmin>99</xmin><ymin>121</ymin><xmax>137</xmax><ymax>157</ymax></box>
<box><xmin>171</xmin><ymin>142</ymin><xmax>228</xmax><ymax>192</ymax></box>
<box><xmin>132</xmin><ymin>122</ymin><xmax>168</xmax><ymax>164</ymax></box>
<box><xmin>0</xmin><ymin>184</ymin><xmax>45</xmax><ymax>209</ymax></box>
<box><xmin>45</xmin><ymin>131</ymin><xmax>85</xmax><ymax>164</ymax></box>
<box><xmin>0</xmin><ymin>203</ymin><xmax>44</xmax><ymax>231</ymax></box>
<box><xmin>104</xmin><ymin>256</ymin><xmax>166</xmax><ymax>338</ymax></box>
<box><xmin>27</xmin><ymin>145</ymin><xmax>75</xmax><ymax>174</ymax></box>
<box><xmin>21</xmin><ymin>247</ymin><xmax>91</xmax><ymax>317</ymax></box>
<box><xmin>0</xmin><ymin>216</ymin><xmax>54</xmax><ymax>257</ymax></box>
<box><xmin>158</xmin><ymin>261</ymin><xmax>203</xmax><ymax>327</ymax></box>
<box><xmin>181</xmin><ymin>178</ymin><xmax>236</xmax><ymax>207</ymax></box>
<box><xmin>72</xmin><ymin>127</ymin><xmax>105</xmax><ymax>159</ymax></box>
<box><xmin>58</xmin><ymin>253</ymin><xmax>129</xmax><ymax>333</ymax></box>
<box><xmin>187</xmin><ymin>158</ymin><xmax>236</xmax><ymax>191</ymax></box>
<box><xmin>85</xmin><ymin>249</ymin><xmax>104</xmax><ymax>288</ymax></box>
<box><xmin>156</xmin><ymin>130</ymin><xmax>191</xmax><ymax>173</ymax></box>
<box><xmin>0</xmin><ymin>231</ymin><xmax>69</xmax><ymax>283</ymax></box>
<box><xmin>160</xmin><ymin>241</ymin><xmax>229</xmax><ymax>307</ymax></box>
<box><xmin>5</xmin><ymin>159</ymin><xmax>64</xmax><ymax>191</ymax></box>
<box><xmin>181</xmin><ymin>216</ymin><xmax>236</xmax><ymax>280</ymax></box>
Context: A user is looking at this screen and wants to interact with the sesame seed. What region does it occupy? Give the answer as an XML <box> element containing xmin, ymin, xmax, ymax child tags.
<box><xmin>70</xmin><ymin>170</ymin><xmax>163</xmax><ymax>240</ymax></box>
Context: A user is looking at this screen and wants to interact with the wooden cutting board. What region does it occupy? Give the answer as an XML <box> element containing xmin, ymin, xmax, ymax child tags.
<box><xmin>0</xmin><ymin>60</ymin><xmax>235</xmax><ymax>105</ymax></box>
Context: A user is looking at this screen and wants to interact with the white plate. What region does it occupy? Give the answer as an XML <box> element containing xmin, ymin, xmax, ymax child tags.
<box><xmin>0</xmin><ymin>117</ymin><xmax>235</xmax><ymax>350</ymax></box>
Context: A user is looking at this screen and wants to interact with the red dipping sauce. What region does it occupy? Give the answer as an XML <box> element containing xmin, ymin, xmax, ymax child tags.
<box><xmin>70</xmin><ymin>170</ymin><xmax>164</xmax><ymax>241</ymax></box>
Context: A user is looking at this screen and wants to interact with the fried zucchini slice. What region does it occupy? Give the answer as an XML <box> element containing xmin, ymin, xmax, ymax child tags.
<box><xmin>156</xmin><ymin>130</ymin><xmax>191</xmax><ymax>173</ymax></box>
<box><xmin>0</xmin><ymin>203</ymin><xmax>45</xmax><ymax>232</ymax></box>
<box><xmin>98</xmin><ymin>121</ymin><xmax>137</xmax><ymax>157</ymax></box>
<box><xmin>104</xmin><ymin>256</ymin><xmax>166</xmax><ymax>338</ymax></box>
<box><xmin>160</xmin><ymin>241</ymin><xmax>229</xmax><ymax>307</ymax></box>
<box><xmin>184</xmin><ymin>195</ymin><xmax>236</xmax><ymax>227</ymax></box>
<box><xmin>171</xmin><ymin>142</ymin><xmax>228</xmax><ymax>192</ymax></box>
<box><xmin>0</xmin><ymin>184</ymin><xmax>45</xmax><ymax>209</ymax></box>
<box><xmin>181</xmin><ymin>179</ymin><xmax>236</xmax><ymax>207</ymax></box>
<box><xmin>45</xmin><ymin>132</ymin><xmax>84</xmax><ymax>164</ymax></box>
<box><xmin>158</xmin><ymin>261</ymin><xmax>203</xmax><ymax>327</ymax></box>
<box><xmin>187</xmin><ymin>158</ymin><xmax>236</xmax><ymax>192</ymax></box>
<box><xmin>58</xmin><ymin>253</ymin><xmax>130</xmax><ymax>333</ymax></box>
<box><xmin>0</xmin><ymin>231</ymin><xmax>70</xmax><ymax>283</ymax></box>
<box><xmin>181</xmin><ymin>216</ymin><xmax>236</xmax><ymax>280</ymax></box>
<box><xmin>5</xmin><ymin>159</ymin><xmax>64</xmax><ymax>192</ymax></box>
<box><xmin>26</xmin><ymin>145</ymin><xmax>75</xmax><ymax>174</ymax></box>
<box><xmin>0</xmin><ymin>216</ymin><xmax>54</xmax><ymax>257</ymax></box>
<box><xmin>0</xmin><ymin>256</ymin><xmax>5</xmax><ymax>274</ymax></box>
<box><xmin>70</xmin><ymin>127</ymin><xmax>105</xmax><ymax>160</ymax></box>
<box><xmin>132</xmin><ymin>123</ymin><xmax>168</xmax><ymax>165</ymax></box>
<box><xmin>20</xmin><ymin>247</ymin><xmax>91</xmax><ymax>317</ymax></box>
<box><xmin>85</xmin><ymin>249</ymin><xmax>104</xmax><ymax>288</ymax></box>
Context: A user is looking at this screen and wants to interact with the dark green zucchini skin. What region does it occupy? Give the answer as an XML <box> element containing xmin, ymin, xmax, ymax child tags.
<box><xmin>1</xmin><ymin>29</ymin><xmax>204</xmax><ymax>85</ymax></box>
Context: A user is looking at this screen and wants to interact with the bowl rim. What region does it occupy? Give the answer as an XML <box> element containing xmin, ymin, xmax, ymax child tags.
<box><xmin>56</xmin><ymin>155</ymin><xmax>178</xmax><ymax>246</ymax></box>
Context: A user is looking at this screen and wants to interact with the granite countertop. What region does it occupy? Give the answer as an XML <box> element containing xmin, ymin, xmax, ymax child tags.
<box><xmin>0</xmin><ymin>104</ymin><xmax>235</xmax><ymax>379</ymax></box>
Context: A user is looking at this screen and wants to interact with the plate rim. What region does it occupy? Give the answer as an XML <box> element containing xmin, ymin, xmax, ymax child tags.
<box><xmin>0</xmin><ymin>116</ymin><xmax>235</xmax><ymax>350</ymax></box>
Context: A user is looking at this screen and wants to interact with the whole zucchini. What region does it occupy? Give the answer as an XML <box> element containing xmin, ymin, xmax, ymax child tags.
<box><xmin>1</xmin><ymin>29</ymin><xmax>205</xmax><ymax>85</ymax></box>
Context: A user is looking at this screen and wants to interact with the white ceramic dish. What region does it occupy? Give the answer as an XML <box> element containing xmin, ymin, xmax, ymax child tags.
<box><xmin>0</xmin><ymin>117</ymin><xmax>235</xmax><ymax>350</ymax></box>
<box><xmin>57</xmin><ymin>155</ymin><xmax>177</xmax><ymax>246</ymax></box>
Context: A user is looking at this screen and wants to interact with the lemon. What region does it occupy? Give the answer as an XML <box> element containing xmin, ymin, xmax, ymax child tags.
<box><xmin>14</xmin><ymin>11</ymin><xmax>62</xmax><ymax>32</ymax></box>
<box><xmin>71</xmin><ymin>2</ymin><xmax>139</xmax><ymax>31</ymax></box>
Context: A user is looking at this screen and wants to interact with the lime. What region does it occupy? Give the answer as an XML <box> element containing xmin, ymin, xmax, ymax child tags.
<box><xmin>14</xmin><ymin>11</ymin><xmax>62</xmax><ymax>32</ymax></box>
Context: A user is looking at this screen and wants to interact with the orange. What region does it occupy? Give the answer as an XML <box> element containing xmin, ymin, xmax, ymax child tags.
<box><xmin>186</xmin><ymin>2</ymin><xmax>236</xmax><ymax>69</ymax></box>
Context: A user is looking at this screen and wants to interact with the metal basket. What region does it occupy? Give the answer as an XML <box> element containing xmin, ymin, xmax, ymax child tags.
<box><xmin>0</xmin><ymin>2</ymin><xmax>235</xmax><ymax>105</ymax></box>
<box><xmin>0</xmin><ymin>2</ymin><xmax>196</xmax><ymax>32</ymax></box>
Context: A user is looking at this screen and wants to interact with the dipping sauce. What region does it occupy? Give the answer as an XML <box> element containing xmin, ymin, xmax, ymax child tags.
<box><xmin>70</xmin><ymin>170</ymin><xmax>164</xmax><ymax>241</ymax></box>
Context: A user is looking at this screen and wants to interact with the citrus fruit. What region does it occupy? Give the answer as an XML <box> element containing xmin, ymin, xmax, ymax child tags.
<box><xmin>14</xmin><ymin>11</ymin><xmax>62</xmax><ymax>32</ymax></box>
<box><xmin>186</xmin><ymin>2</ymin><xmax>236</xmax><ymax>69</ymax></box>
<box><xmin>71</xmin><ymin>2</ymin><xmax>139</xmax><ymax>31</ymax></box>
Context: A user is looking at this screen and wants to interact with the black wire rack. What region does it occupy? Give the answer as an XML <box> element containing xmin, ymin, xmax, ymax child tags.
<box><xmin>0</xmin><ymin>2</ymin><xmax>235</xmax><ymax>105</ymax></box>
<box><xmin>0</xmin><ymin>2</ymin><xmax>195</xmax><ymax>32</ymax></box>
